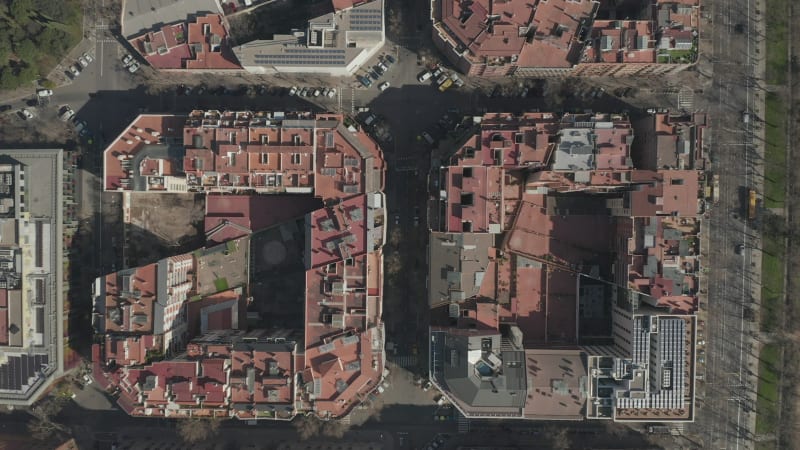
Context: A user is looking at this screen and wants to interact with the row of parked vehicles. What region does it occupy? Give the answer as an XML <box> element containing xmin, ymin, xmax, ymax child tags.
<box><xmin>417</xmin><ymin>65</ymin><xmax>464</xmax><ymax>92</ymax></box>
<box><xmin>66</xmin><ymin>52</ymin><xmax>95</xmax><ymax>79</ymax></box>
<box><xmin>288</xmin><ymin>86</ymin><xmax>337</xmax><ymax>98</ymax></box>
<box><xmin>357</xmin><ymin>54</ymin><xmax>395</xmax><ymax>90</ymax></box>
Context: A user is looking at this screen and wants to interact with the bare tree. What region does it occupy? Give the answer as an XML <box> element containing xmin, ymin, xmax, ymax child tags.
<box><xmin>28</xmin><ymin>396</ymin><xmax>69</xmax><ymax>441</ymax></box>
<box><xmin>293</xmin><ymin>415</ymin><xmax>323</xmax><ymax>441</ymax></box>
<box><xmin>543</xmin><ymin>426</ymin><xmax>571</xmax><ymax>450</ymax></box>
<box><xmin>387</xmin><ymin>5</ymin><xmax>404</xmax><ymax>37</ymax></box>
<box><xmin>177</xmin><ymin>417</ymin><xmax>220</xmax><ymax>444</ymax></box>
<box><xmin>321</xmin><ymin>420</ymin><xmax>348</xmax><ymax>439</ymax></box>
<box><xmin>28</xmin><ymin>417</ymin><xmax>66</xmax><ymax>441</ymax></box>
<box><xmin>293</xmin><ymin>414</ymin><xmax>352</xmax><ymax>440</ymax></box>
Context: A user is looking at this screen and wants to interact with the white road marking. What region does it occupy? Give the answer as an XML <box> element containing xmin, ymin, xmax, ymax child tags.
<box><xmin>99</xmin><ymin>41</ymin><xmax>104</xmax><ymax>78</ymax></box>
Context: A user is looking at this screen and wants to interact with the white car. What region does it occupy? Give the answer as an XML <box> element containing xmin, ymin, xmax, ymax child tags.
<box><xmin>417</xmin><ymin>70</ymin><xmax>432</xmax><ymax>82</ymax></box>
<box><xmin>312</xmin><ymin>89</ymin><xmax>321</xmax><ymax>97</ymax></box>
<box><xmin>78</xmin><ymin>56</ymin><xmax>89</xmax><ymax>68</ymax></box>
<box><xmin>288</xmin><ymin>86</ymin><xmax>298</xmax><ymax>96</ymax></box>
<box><xmin>327</xmin><ymin>88</ymin><xmax>336</xmax><ymax>98</ymax></box>
<box><xmin>128</xmin><ymin>62</ymin><xmax>140</xmax><ymax>73</ymax></box>
<box><xmin>122</xmin><ymin>54</ymin><xmax>133</xmax><ymax>66</ymax></box>
<box><xmin>20</xmin><ymin>109</ymin><xmax>34</xmax><ymax>120</ymax></box>
<box><xmin>59</xmin><ymin>107</ymin><xmax>75</xmax><ymax>122</ymax></box>
<box><xmin>378</xmin><ymin>81</ymin><xmax>390</xmax><ymax>91</ymax></box>
<box><xmin>37</xmin><ymin>89</ymin><xmax>53</xmax><ymax>97</ymax></box>
<box><xmin>69</xmin><ymin>65</ymin><xmax>80</xmax><ymax>78</ymax></box>
<box><xmin>83</xmin><ymin>52</ymin><xmax>94</xmax><ymax>64</ymax></box>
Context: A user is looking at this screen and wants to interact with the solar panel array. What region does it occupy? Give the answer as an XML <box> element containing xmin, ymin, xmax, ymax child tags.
<box><xmin>0</xmin><ymin>354</ymin><xmax>48</xmax><ymax>391</ymax></box>
<box><xmin>253</xmin><ymin>54</ymin><xmax>346</xmax><ymax>66</ymax></box>
<box><xmin>253</xmin><ymin>48</ymin><xmax>347</xmax><ymax>66</ymax></box>
<box><xmin>349</xmin><ymin>9</ymin><xmax>382</xmax><ymax>31</ymax></box>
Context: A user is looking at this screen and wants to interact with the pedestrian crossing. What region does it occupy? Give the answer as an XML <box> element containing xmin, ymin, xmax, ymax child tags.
<box><xmin>457</xmin><ymin>414</ymin><xmax>470</xmax><ymax>433</ymax></box>
<box><xmin>392</xmin><ymin>355</ymin><xmax>417</xmax><ymax>369</ymax></box>
<box><xmin>678</xmin><ymin>87</ymin><xmax>694</xmax><ymax>111</ymax></box>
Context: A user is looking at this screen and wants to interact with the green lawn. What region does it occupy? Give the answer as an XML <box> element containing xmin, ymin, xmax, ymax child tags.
<box><xmin>760</xmin><ymin>231</ymin><xmax>784</xmax><ymax>332</ymax></box>
<box><xmin>765</xmin><ymin>0</ymin><xmax>789</xmax><ymax>85</ymax></box>
<box><xmin>763</xmin><ymin>93</ymin><xmax>787</xmax><ymax>209</ymax></box>
<box><xmin>756</xmin><ymin>344</ymin><xmax>781</xmax><ymax>435</ymax></box>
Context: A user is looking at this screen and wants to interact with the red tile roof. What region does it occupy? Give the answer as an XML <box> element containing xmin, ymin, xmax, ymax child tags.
<box><xmin>307</xmin><ymin>195</ymin><xmax>367</xmax><ymax>268</ymax></box>
<box><xmin>128</xmin><ymin>15</ymin><xmax>241</xmax><ymax>70</ymax></box>
<box><xmin>205</xmin><ymin>195</ymin><xmax>323</xmax><ymax>244</ymax></box>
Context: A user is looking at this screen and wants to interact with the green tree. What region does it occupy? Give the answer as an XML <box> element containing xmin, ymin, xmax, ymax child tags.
<box><xmin>10</xmin><ymin>0</ymin><xmax>33</xmax><ymax>24</ymax></box>
<box><xmin>17</xmin><ymin>63</ymin><xmax>37</xmax><ymax>83</ymax></box>
<box><xmin>0</xmin><ymin>68</ymin><xmax>20</xmax><ymax>90</ymax></box>
<box><xmin>13</xmin><ymin>38</ymin><xmax>35</xmax><ymax>62</ymax></box>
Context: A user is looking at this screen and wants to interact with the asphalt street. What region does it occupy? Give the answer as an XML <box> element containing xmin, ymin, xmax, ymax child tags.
<box><xmin>689</xmin><ymin>0</ymin><xmax>766</xmax><ymax>448</ymax></box>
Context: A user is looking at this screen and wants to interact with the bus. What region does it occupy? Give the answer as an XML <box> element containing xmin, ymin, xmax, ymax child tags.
<box><xmin>712</xmin><ymin>174</ymin><xmax>720</xmax><ymax>203</ymax></box>
<box><xmin>748</xmin><ymin>188</ymin><xmax>757</xmax><ymax>220</ymax></box>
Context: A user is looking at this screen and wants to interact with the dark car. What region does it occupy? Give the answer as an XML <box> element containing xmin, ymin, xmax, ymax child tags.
<box><xmin>358</xmin><ymin>75</ymin><xmax>372</xmax><ymax>88</ymax></box>
<box><xmin>384</xmin><ymin>54</ymin><xmax>395</xmax><ymax>64</ymax></box>
<box><xmin>369</xmin><ymin>70</ymin><xmax>381</xmax><ymax>81</ymax></box>
<box><xmin>0</xmin><ymin>105</ymin><xmax>11</xmax><ymax>112</ymax></box>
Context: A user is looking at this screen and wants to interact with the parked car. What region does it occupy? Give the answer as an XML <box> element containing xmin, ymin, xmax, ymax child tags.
<box><xmin>78</xmin><ymin>56</ymin><xmax>89</xmax><ymax>68</ymax></box>
<box><xmin>20</xmin><ymin>109</ymin><xmax>34</xmax><ymax>120</ymax></box>
<box><xmin>384</xmin><ymin>54</ymin><xmax>395</xmax><ymax>64</ymax></box>
<box><xmin>313</xmin><ymin>89</ymin><xmax>321</xmax><ymax>97</ymax></box>
<box><xmin>326</xmin><ymin>88</ymin><xmax>336</xmax><ymax>98</ymax></box>
<box><xmin>122</xmin><ymin>54</ymin><xmax>134</xmax><ymax>66</ymax></box>
<box><xmin>69</xmin><ymin>65</ymin><xmax>81</xmax><ymax>78</ymax></box>
<box><xmin>369</xmin><ymin>70</ymin><xmax>380</xmax><ymax>81</ymax></box>
<box><xmin>128</xmin><ymin>62</ymin><xmax>140</xmax><ymax>73</ymax></box>
<box><xmin>59</xmin><ymin>106</ymin><xmax>75</xmax><ymax>122</ymax></box>
<box><xmin>74</xmin><ymin>119</ymin><xmax>88</xmax><ymax>135</ymax></box>
<box><xmin>378</xmin><ymin>81</ymin><xmax>390</xmax><ymax>92</ymax></box>
<box><xmin>83</xmin><ymin>52</ymin><xmax>94</xmax><ymax>64</ymax></box>
<box><xmin>377</xmin><ymin>62</ymin><xmax>388</xmax><ymax>73</ymax></box>
<box><xmin>432</xmin><ymin>66</ymin><xmax>443</xmax><ymax>78</ymax></box>
<box><xmin>288</xmin><ymin>86</ymin><xmax>298</xmax><ymax>96</ymax></box>
<box><xmin>0</xmin><ymin>105</ymin><xmax>11</xmax><ymax>113</ymax></box>
<box><xmin>358</xmin><ymin>75</ymin><xmax>372</xmax><ymax>88</ymax></box>
<box><xmin>417</xmin><ymin>70</ymin><xmax>432</xmax><ymax>82</ymax></box>
<box><xmin>37</xmin><ymin>89</ymin><xmax>53</xmax><ymax>97</ymax></box>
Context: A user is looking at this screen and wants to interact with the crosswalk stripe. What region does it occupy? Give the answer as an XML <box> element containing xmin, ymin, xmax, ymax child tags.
<box><xmin>457</xmin><ymin>414</ymin><xmax>470</xmax><ymax>433</ymax></box>
<box><xmin>391</xmin><ymin>355</ymin><xmax>418</xmax><ymax>368</ymax></box>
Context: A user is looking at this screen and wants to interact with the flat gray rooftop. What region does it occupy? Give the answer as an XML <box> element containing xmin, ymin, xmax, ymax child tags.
<box><xmin>122</xmin><ymin>0</ymin><xmax>220</xmax><ymax>37</ymax></box>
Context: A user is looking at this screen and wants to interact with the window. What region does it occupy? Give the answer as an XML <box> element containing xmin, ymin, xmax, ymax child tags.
<box><xmin>293</xmin><ymin>134</ymin><xmax>301</xmax><ymax>145</ymax></box>
<box><xmin>260</xmin><ymin>153</ymin><xmax>269</xmax><ymax>164</ymax></box>
<box><xmin>260</xmin><ymin>135</ymin><xmax>269</xmax><ymax>145</ymax></box>
<box><xmin>462</xmin><ymin>221</ymin><xmax>473</xmax><ymax>232</ymax></box>
<box><xmin>463</xmin><ymin>167</ymin><xmax>473</xmax><ymax>178</ymax></box>
<box><xmin>460</xmin><ymin>193</ymin><xmax>474</xmax><ymax>206</ymax></box>
<box><xmin>291</xmin><ymin>153</ymin><xmax>301</xmax><ymax>164</ymax></box>
<box><xmin>515</xmin><ymin>133</ymin><xmax>524</xmax><ymax>144</ymax></box>
<box><xmin>464</xmin><ymin>147</ymin><xmax>475</xmax><ymax>158</ymax></box>
<box><xmin>670</xmin><ymin>178</ymin><xmax>684</xmax><ymax>185</ymax></box>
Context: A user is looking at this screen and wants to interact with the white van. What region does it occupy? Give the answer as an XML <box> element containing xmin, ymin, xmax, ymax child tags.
<box><xmin>417</xmin><ymin>70</ymin><xmax>432</xmax><ymax>82</ymax></box>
